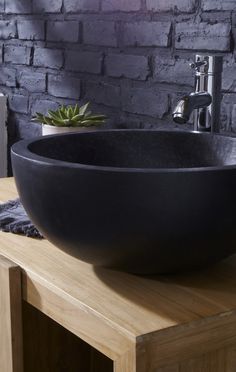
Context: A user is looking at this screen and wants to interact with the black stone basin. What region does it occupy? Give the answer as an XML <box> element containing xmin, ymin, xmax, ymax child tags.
<box><xmin>11</xmin><ymin>130</ymin><xmax>236</xmax><ymax>274</ymax></box>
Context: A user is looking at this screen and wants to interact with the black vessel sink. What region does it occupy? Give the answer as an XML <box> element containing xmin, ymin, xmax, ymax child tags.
<box><xmin>11</xmin><ymin>130</ymin><xmax>236</xmax><ymax>274</ymax></box>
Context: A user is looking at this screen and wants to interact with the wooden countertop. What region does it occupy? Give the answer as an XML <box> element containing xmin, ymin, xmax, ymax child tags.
<box><xmin>1</xmin><ymin>177</ymin><xmax>236</xmax><ymax>371</ymax></box>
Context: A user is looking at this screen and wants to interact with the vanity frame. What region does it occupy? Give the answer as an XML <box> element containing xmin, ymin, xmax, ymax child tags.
<box><xmin>1</xmin><ymin>178</ymin><xmax>236</xmax><ymax>371</ymax></box>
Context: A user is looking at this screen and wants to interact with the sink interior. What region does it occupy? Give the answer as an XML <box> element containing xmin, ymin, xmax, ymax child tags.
<box><xmin>28</xmin><ymin>130</ymin><xmax>236</xmax><ymax>169</ymax></box>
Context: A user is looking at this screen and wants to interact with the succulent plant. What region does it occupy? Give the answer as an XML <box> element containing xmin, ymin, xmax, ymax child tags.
<box><xmin>32</xmin><ymin>102</ymin><xmax>106</xmax><ymax>127</ymax></box>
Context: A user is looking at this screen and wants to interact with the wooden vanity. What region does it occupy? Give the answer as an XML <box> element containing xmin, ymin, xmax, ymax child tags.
<box><xmin>1</xmin><ymin>177</ymin><xmax>236</xmax><ymax>371</ymax></box>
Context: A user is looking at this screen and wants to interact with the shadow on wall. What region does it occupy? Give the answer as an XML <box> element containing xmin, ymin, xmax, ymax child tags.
<box><xmin>4</xmin><ymin>0</ymin><xmax>108</xmax><ymax>142</ymax></box>
<box><xmin>5</xmin><ymin>0</ymin><xmax>233</xmax><ymax>144</ymax></box>
<box><xmin>4</xmin><ymin>0</ymin><xmax>190</xmax><ymax>144</ymax></box>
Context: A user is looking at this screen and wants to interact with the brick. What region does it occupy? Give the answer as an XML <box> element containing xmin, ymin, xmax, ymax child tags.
<box><xmin>231</xmin><ymin>104</ymin><xmax>236</xmax><ymax>132</ymax></box>
<box><xmin>0</xmin><ymin>0</ymin><xmax>4</xmax><ymax>12</ymax></box>
<box><xmin>17</xmin><ymin>20</ymin><xmax>45</xmax><ymax>40</ymax></box>
<box><xmin>154</xmin><ymin>55</ymin><xmax>194</xmax><ymax>86</ymax></box>
<box><xmin>146</xmin><ymin>0</ymin><xmax>196</xmax><ymax>12</ymax></box>
<box><xmin>16</xmin><ymin>119</ymin><xmax>42</xmax><ymax>139</ymax></box>
<box><xmin>0</xmin><ymin>67</ymin><xmax>16</xmax><ymax>87</ymax></box>
<box><xmin>220</xmin><ymin>101</ymin><xmax>231</xmax><ymax>131</ymax></box>
<box><xmin>48</xmin><ymin>75</ymin><xmax>81</xmax><ymax>99</ymax></box>
<box><xmin>175</xmin><ymin>22</ymin><xmax>231</xmax><ymax>51</ymax></box>
<box><xmin>106</xmin><ymin>53</ymin><xmax>149</xmax><ymax>80</ymax></box>
<box><xmin>102</xmin><ymin>0</ymin><xmax>141</xmax><ymax>11</ymax></box>
<box><xmin>4</xmin><ymin>45</ymin><xmax>31</xmax><ymax>65</ymax></box>
<box><xmin>122</xmin><ymin>87</ymin><xmax>168</xmax><ymax>118</ymax></box>
<box><xmin>209</xmin><ymin>93</ymin><xmax>234</xmax><ymax>131</ymax></box>
<box><xmin>9</xmin><ymin>94</ymin><xmax>28</xmax><ymax>114</ymax></box>
<box><xmin>65</xmin><ymin>51</ymin><xmax>102</xmax><ymax>74</ymax></box>
<box><xmin>64</xmin><ymin>0</ymin><xmax>99</xmax><ymax>12</ymax></box>
<box><xmin>33</xmin><ymin>0</ymin><xmax>62</xmax><ymax>13</ymax></box>
<box><xmin>18</xmin><ymin>72</ymin><xmax>46</xmax><ymax>92</ymax></box>
<box><xmin>123</xmin><ymin>22</ymin><xmax>171</xmax><ymax>47</ymax></box>
<box><xmin>86</xmin><ymin>82</ymin><xmax>120</xmax><ymax>107</ymax></box>
<box><xmin>47</xmin><ymin>21</ymin><xmax>79</xmax><ymax>42</ymax></box>
<box><xmin>83</xmin><ymin>21</ymin><xmax>117</xmax><ymax>47</ymax></box>
<box><xmin>202</xmin><ymin>0</ymin><xmax>236</xmax><ymax>11</ymax></box>
<box><xmin>5</xmin><ymin>0</ymin><xmax>31</xmax><ymax>14</ymax></box>
<box><xmin>0</xmin><ymin>21</ymin><xmax>17</xmax><ymax>39</ymax></box>
<box><xmin>222</xmin><ymin>56</ymin><xmax>236</xmax><ymax>92</ymax></box>
<box><xmin>34</xmin><ymin>48</ymin><xmax>63</xmax><ymax>69</ymax></box>
<box><xmin>31</xmin><ymin>99</ymin><xmax>59</xmax><ymax>115</ymax></box>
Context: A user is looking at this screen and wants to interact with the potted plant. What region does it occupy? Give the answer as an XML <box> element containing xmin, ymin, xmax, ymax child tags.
<box><xmin>32</xmin><ymin>102</ymin><xmax>107</xmax><ymax>136</ymax></box>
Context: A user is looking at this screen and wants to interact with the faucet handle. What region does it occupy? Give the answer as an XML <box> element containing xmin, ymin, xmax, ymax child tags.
<box><xmin>190</xmin><ymin>55</ymin><xmax>223</xmax><ymax>75</ymax></box>
<box><xmin>189</xmin><ymin>60</ymin><xmax>207</xmax><ymax>70</ymax></box>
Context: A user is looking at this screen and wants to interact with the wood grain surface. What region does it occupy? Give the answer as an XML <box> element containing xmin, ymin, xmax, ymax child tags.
<box><xmin>0</xmin><ymin>255</ymin><xmax>23</xmax><ymax>372</ymax></box>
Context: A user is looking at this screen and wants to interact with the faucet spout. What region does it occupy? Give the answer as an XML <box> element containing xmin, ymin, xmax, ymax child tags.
<box><xmin>172</xmin><ymin>92</ymin><xmax>212</xmax><ymax>125</ymax></box>
<box><xmin>172</xmin><ymin>55</ymin><xmax>223</xmax><ymax>133</ymax></box>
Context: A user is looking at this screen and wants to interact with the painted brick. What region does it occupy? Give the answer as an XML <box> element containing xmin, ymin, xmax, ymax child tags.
<box><xmin>102</xmin><ymin>0</ymin><xmax>141</xmax><ymax>11</ymax></box>
<box><xmin>154</xmin><ymin>55</ymin><xmax>194</xmax><ymax>86</ymax></box>
<box><xmin>221</xmin><ymin>94</ymin><xmax>236</xmax><ymax>131</ymax></box>
<box><xmin>146</xmin><ymin>0</ymin><xmax>196</xmax><ymax>12</ymax></box>
<box><xmin>220</xmin><ymin>101</ymin><xmax>231</xmax><ymax>131</ymax></box>
<box><xmin>17</xmin><ymin>20</ymin><xmax>45</xmax><ymax>40</ymax></box>
<box><xmin>175</xmin><ymin>22</ymin><xmax>231</xmax><ymax>51</ymax></box>
<box><xmin>5</xmin><ymin>0</ymin><xmax>31</xmax><ymax>14</ymax></box>
<box><xmin>4</xmin><ymin>45</ymin><xmax>31</xmax><ymax>65</ymax></box>
<box><xmin>106</xmin><ymin>53</ymin><xmax>149</xmax><ymax>80</ymax></box>
<box><xmin>18</xmin><ymin>72</ymin><xmax>46</xmax><ymax>92</ymax></box>
<box><xmin>231</xmin><ymin>104</ymin><xmax>236</xmax><ymax>132</ymax></box>
<box><xmin>0</xmin><ymin>21</ymin><xmax>17</xmax><ymax>39</ymax></box>
<box><xmin>202</xmin><ymin>1</ymin><xmax>236</xmax><ymax>11</ymax></box>
<box><xmin>33</xmin><ymin>0</ymin><xmax>63</xmax><ymax>13</ymax></box>
<box><xmin>16</xmin><ymin>119</ymin><xmax>42</xmax><ymax>139</ymax></box>
<box><xmin>64</xmin><ymin>0</ymin><xmax>100</xmax><ymax>12</ymax></box>
<box><xmin>83</xmin><ymin>21</ymin><xmax>117</xmax><ymax>47</ymax></box>
<box><xmin>0</xmin><ymin>67</ymin><xmax>16</xmax><ymax>87</ymax></box>
<box><xmin>122</xmin><ymin>87</ymin><xmax>168</xmax><ymax>118</ymax></box>
<box><xmin>34</xmin><ymin>48</ymin><xmax>63</xmax><ymax>69</ymax></box>
<box><xmin>0</xmin><ymin>0</ymin><xmax>235</xmax><ymax>141</ymax></box>
<box><xmin>86</xmin><ymin>82</ymin><xmax>120</xmax><ymax>107</ymax></box>
<box><xmin>123</xmin><ymin>22</ymin><xmax>171</xmax><ymax>47</ymax></box>
<box><xmin>65</xmin><ymin>51</ymin><xmax>102</xmax><ymax>74</ymax></box>
<box><xmin>31</xmin><ymin>99</ymin><xmax>59</xmax><ymax>115</ymax></box>
<box><xmin>48</xmin><ymin>75</ymin><xmax>81</xmax><ymax>99</ymax></box>
<box><xmin>47</xmin><ymin>21</ymin><xmax>79</xmax><ymax>42</ymax></box>
<box><xmin>9</xmin><ymin>94</ymin><xmax>28</xmax><ymax>114</ymax></box>
<box><xmin>0</xmin><ymin>0</ymin><xmax>4</xmax><ymax>12</ymax></box>
<box><xmin>222</xmin><ymin>56</ymin><xmax>236</xmax><ymax>92</ymax></box>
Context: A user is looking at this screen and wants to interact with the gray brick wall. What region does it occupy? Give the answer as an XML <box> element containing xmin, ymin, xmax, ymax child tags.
<box><xmin>17</xmin><ymin>20</ymin><xmax>45</xmax><ymax>40</ymax></box>
<box><xmin>123</xmin><ymin>22</ymin><xmax>171</xmax><ymax>47</ymax></box>
<box><xmin>34</xmin><ymin>48</ymin><xmax>63</xmax><ymax>69</ymax></box>
<box><xmin>0</xmin><ymin>0</ymin><xmax>236</xmax><ymax>144</ymax></box>
<box><xmin>4</xmin><ymin>45</ymin><xmax>31</xmax><ymax>65</ymax></box>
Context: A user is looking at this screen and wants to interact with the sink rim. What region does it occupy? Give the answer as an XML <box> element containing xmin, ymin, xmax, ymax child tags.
<box><xmin>11</xmin><ymin>129</ymin><xmax>236</xmax><ymax>174</ymax></box>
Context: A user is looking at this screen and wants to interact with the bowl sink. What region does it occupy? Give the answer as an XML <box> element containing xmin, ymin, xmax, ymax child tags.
<box><xmin>11</xmin><ymin>130</ymin><xmax>236</xmax><ymax>274</ymax></box>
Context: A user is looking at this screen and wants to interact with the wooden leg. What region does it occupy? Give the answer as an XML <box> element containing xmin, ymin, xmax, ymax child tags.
<box><xmin>113</xmin><ymin>348</ymin><xmax>136</xmax><ymax>372</ymax></box>
<box><xmin>0</xmin><ymin>255</ymin><xmax>23</xmax><ymax>372</ymax></box>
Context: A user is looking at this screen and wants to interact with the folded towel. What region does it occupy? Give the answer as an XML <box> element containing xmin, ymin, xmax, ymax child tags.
<box><xmin>0</xmin><ymin>199</ymin><xmax>43</xmax><ymax>239</ymax></box>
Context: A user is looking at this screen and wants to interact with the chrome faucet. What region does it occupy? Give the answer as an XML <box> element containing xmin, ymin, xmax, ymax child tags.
<box><xmin>172</xmin><ymin>55</ymin><xmax>223</xmax><ymax>133</ymax></box>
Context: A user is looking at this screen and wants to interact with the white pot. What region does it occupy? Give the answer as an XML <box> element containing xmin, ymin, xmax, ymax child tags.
<box><xmin>42</xmin><ymin>125</ymin><xmax>97</xmax><ymax>136</ymax></box>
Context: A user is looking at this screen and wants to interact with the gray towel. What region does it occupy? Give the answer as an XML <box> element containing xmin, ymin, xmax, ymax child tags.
<box><xmin>0</xmin><ymin>199</ymin><xmax>43</xmax><ymax>239</ymax></box>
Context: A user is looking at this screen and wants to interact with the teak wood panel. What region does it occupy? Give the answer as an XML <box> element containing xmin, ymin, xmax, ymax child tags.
<box><xmin>155</xmin><ymin>346</ymin><xmax>236</xmax><ymax>372</ymax></box>
<box><xmin>0</xmin><ymin>255</ymin><xmax>23</xmax><ymax>372</ymax></box>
